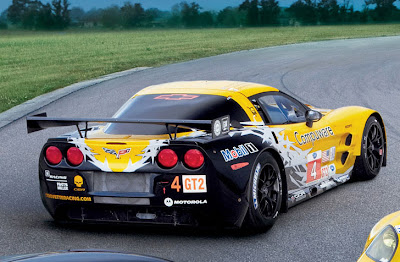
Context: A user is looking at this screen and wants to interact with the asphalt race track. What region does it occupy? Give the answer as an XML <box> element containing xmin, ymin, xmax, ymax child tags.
<box><xmin>1</xmin><ymin>36</ymin><xmax>400</xmax><ymax>261</ymax></box>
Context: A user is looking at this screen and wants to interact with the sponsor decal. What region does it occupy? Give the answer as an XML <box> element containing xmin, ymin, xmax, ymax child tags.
<box><xmin>220</xmin><ymin>142</ymin><xmax>258</xmax><ymax>162</ymax></box>
<box><xmin>44</xmin><ymin>170</ymin><xmax>67</xmax><ymax>182</ymax></box>
<box><xmin>74</xmin><ymin>175</ymin><xmax>83</xmax><ymax>187</ymax></box>
<box><xmin>163</xmin><ymin>197</ymin><xmax>207</xmax><ymax>207</ymax></box>
<box><xmin>182</xmin><ymin>175</ymin><xmax>207</xmax><ymax>193</ymax></box>
<box><xmin>102</xmin><ymin>147</ymin><xmax>131</xmax><ymax>159</ymax></box>
<box><xmin>329</xmin><ymin>164</ymin><xmax>336</xmax><ymax>177</ymax></box>
<box><xmin>319</xmin><ymin>180</ymin><xmax>336</xmax><ymax>189</ymax></box>
<box><xmin>321</xmin><ymin>165</ymin><xmax>329</xmax><ymax>178</ymax></box>
<box><xmin>394</xmin><ymin>225</ymin><xmax>400</xmax><ymax>234</ymax></box>
<box><xmin>291</xmin><ymin>190</ymin><xmax>306</xmax><ymax>201</ymax></box>
<box><xmin>71</xmin><ymin>175</ymin><xmax>86</xmax><ymax>191</ymax></box>
<box><xmin>57</xmin><ymin>182</ymin><xmax>68</xmax><ymax>191</ymax></box>
<box><xmin>231</xmin><ymin>162</ymin><xmax>249</xmax><ymax>170</ymax></box>
<box><xmin>321</xmin><ymin>164</ymin><xmax>336</xmax><ymax>178</ymax></box>
<box><xmin>294</xmin><ymin>126</ymin><xmax>334</xmax><ymax>146</ymax></box>
<box><xmin>173</xmin><ymin>199</ymin><xmax>207</xmax><ymax>205</ymax></box>
<box><xmin>164</xmin><ymin>197</ymin><xmax>173</xmax><ymax>207</ymax></box>
<box><xmin>252</xmin><ymin>163</ymin><xmax>261</xmax><ymax>209</ymax></box>
<box><xmin>334</xmin><ymin>174</ymin><xmax>350</xmax><ymax>183</ymax></box>
<box><xmin>307</xmin><ymin>151</ymin><xmax>322</xmax><ymax>183</ymax></box>
<box><xmin>322</xmin><ymin>147</ymin><xmax>336</xmax><ymax>163</ymax></box>
<box><xmin>154</xmin><ymin>94</ymin><xmax>199</xmax><ymax>100</ymax></box>
<box><xmin>212</xmin><ymin>115</ymin><xmax>230</xmax><ymax>138</ymax></box>
<box><xmin>45</xmin><ymin>193</ymin><xmax>91</xmax><ymax>202</ymax></box>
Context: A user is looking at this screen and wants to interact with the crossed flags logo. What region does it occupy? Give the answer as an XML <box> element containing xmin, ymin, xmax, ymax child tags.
<box><xmin>102</xmin><ymin>148</ymin><xmax>131</xmax><ymax>159</ymax></box>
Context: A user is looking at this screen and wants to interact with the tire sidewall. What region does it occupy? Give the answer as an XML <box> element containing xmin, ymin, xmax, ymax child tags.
<box><xmin>360</xmin><ymin>116</ymin><xmax>384</xmax><ymax>177</ymax></box>
<box><xmin>247</xmin><ymin>152</ymin><xmax>283</xmax><ymax>228</ymax></box>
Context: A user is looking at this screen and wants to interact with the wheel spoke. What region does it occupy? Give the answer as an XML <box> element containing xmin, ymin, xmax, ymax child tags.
<box><xmin>368</xmin><ymin>155</ymin><xmax>374</xmax><ymax>169</ymax></box>
<box><xmin>371</xmin><ymin>126</ymin><xmax>377</xmax><ymax>141</ymax></box>
<box><xmin>365</xmin><ymin>123</ymin><xmax>384</xmax><ymax>172</ymax></box>
<box><xmin>265</xmin><ymin>196</ymin><xmax>276</xmax><ymax>212</ymax></box>
<box><xmin>255</xmin><ymin>163</ymin><xmax>281</xmax><ymax>219</ymax></box>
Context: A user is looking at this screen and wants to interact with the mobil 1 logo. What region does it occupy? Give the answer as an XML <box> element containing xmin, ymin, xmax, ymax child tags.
<box><xmin>220</xmin><ymin>142</ymin><xmax>259</xmax><ymax>162</ymax></box>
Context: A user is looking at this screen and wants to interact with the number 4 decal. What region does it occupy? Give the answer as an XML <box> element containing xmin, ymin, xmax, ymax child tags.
<box><xmin>307</xmin><ymin>151</ymin><xmax>322</xmax><ymax>183</ymax></box>
<box><xmin>170</xmin><ymin>175</ymin><xmax>207</xmax><ymax>193</ymax></box>
<box><xmin>171</xmin><ymin>176</ymin><xmax>181</xmax><ymax>192</ymax></box>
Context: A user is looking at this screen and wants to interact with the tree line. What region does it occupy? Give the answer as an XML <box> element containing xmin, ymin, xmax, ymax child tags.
<box><xmin>1</xmin><ymin>0</ymin><xmax>399</xmax><ymax>30</ymax></box>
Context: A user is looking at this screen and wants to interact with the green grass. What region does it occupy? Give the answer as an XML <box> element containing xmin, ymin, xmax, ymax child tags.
<box><xmin>1</xmin><ymin>24</ymin><xmax>400</xmax><ymax>113</ymax></box>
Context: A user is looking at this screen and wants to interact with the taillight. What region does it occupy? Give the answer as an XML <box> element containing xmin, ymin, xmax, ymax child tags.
<box><xmin>45</xmin><ymin>146</ymin><xmax>62</xmax><ymax>165</ymax></box>
<box><xmin>184</xmin><ymin>149</ymin><xmax>204</xmax><ymax>169</ymax></box>
<box><xmin>157</xmin><ymin>149</ymin><xmax>178</xmax><ymax>168</ymax></box>
<box><xmin>67</xmin><ymin>147</ymin><xmax>84</xmax><ymax>166</ymax></box>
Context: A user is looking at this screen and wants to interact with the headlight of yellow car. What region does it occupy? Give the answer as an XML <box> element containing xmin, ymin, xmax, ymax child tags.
<box><xmin>366</xmin><ymin>226</ymin><xmax>398</xmax><ymax>262</ymax></box>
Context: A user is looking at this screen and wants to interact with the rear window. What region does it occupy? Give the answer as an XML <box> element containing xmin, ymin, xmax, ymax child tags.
<box><xmin>104</xmin><ymin>94</ymin><xmax>250</xmax><ymax>135</ymax></box>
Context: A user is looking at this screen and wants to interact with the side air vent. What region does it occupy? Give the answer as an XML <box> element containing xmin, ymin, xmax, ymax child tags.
<box><xmin>341</xmin><ymin>152</ymin><xmax>349</xmax><ymax>165</ymax></box>
<box><xmin>345</xmin><ymin>134</ymin><xmax>352</xmax><ymax>146</ymax></box>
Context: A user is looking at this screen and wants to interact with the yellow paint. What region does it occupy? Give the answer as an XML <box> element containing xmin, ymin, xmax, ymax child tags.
<box><xmin>87</xmin><ymin>81</ymin><xmax>382</xmax><ymax>174</ymax></box>
<box><xmin>84</xmin><ymin>138</ymin><xmax>151</xmax><ymax>172</ymax></box>
<box><xmin>358</xmin><ymin>211</ymin><xmax>400</xmax><ymax>261</ymax></box>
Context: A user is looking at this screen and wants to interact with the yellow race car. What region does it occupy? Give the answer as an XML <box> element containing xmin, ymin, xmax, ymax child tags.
<box><xmin>27</xmin><ymin>81</ymin><xmax>386</xmax><ymax>229</ymax></box>
<box><xmin>358</xmin><ymin>212</ymin><xmax>400</xmax><ymax>262</ymax></box>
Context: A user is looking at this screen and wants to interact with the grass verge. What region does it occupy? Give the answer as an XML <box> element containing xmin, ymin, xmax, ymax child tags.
<box><xmin>1</xmin><ymin>24</ymin><xmax>400</xmax><ymax>113</ymax></box>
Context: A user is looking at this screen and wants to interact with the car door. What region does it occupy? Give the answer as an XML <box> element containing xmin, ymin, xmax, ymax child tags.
<box><xmin>253</xmin><ymin>92</ymin><xmax>338</xmax><ymax>192</ymax></box>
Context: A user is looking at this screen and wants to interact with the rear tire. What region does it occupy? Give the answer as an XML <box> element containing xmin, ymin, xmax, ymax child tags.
<box><xmin>352</xmin><ymin>116</ymin><xmax>384</xmax><ymax>180</ymax></box>
<box><xmin>243</xmin><ymin>152</ymin><xmax>282</xmax><ymax>231</ymax></box>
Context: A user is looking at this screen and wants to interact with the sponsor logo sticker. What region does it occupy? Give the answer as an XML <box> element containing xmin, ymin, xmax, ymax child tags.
<box><xmin>322</xmin><ymin>164</ymin><xmax>336</xmax><ymax>179</ymax></box>
<box><xmin>294</xmin><ymin>126</ymin><xmax>334</xmax><ymax>146</ymax></box>
<box><xmin>319</xmin><ymin>180</ymin><xmax>336</xmax><ymax>189</ymax></box>
<box><xmin>291</xmin><ymin>190</ymin><xmax>306</xmax><ymax>202</ymax></box>
<box><xmin>329</xmin><ymin>164</ymin><xmax>336</xmax><ymax>177</ymax></box>
<box><xmin>45</xmin><ymin>193</ymin><xmax>91</xmax><ymax>202</ymax></box>
<box><xmin>321</xmin><ymin>165</ymin><xmax>329</xmax><ymax>178</ymax></box>
<box><xmin>220</xmin><ymin>142</ymin><xmax>258</xmax><ymax>162</ymax></box>
<box><xmin>45</xmin><ymin>170</ymin><xmax>67</xmax><ymax>182</ymax></box>
<box><xmin>164</xmin><ymin>197</ymin><xmax>173</xmax><ymax>207</ymax></box>
<box><xmin>252</xmin><ymin>163</ymin><xmax>261</xmax><ymax>209</ymax></box>
<box><xmin>74</xmin><ymin>175</ymin><xmax>83</xmax><ymax>187</ymax></box>
<box><xmin>163</xmin><ymin>197</ymin><xmax>207</xmax><ymax>207</ymax></box>
<box><xmin>57</xmin><ymin>182</ymin><xmax>68</xmax><ymax>191</ymax></box>
<box><xmin>334</xmin><ymin>174</ymin><xmax>350</xmax><ymax>183</ymax></box>
<box><xmin>182</xmin><ymin>175</ymin><xmax>207</xmax><ymax>193</ymax></box>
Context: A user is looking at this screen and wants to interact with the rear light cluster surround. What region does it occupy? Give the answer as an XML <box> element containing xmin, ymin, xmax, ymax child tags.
<box><xmin>45</xmin><ymin>145</ymin><xmax>84</xmax><ymax>166</ymax></box>
<box><xmin>157</xmin><ymin>148</ymin><xmax>205</xmax><ymax>169</ymax></box>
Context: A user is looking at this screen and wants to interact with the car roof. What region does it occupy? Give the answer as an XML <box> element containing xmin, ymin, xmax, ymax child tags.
<box><xmin>134</xmin><ymin>80</ymin><xmax>279</xmax><ymax>98</ymax></box>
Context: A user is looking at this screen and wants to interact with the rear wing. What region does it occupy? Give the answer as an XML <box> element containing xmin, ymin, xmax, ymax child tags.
<box><xmin>26</xmin><ymin>113</ymin><xmax>230</xmax><ymax>139</ymax></box>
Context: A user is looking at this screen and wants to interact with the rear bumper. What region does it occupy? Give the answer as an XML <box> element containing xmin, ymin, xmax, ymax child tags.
<box><xmin>39</xmin><ymin>165</ymin><xmax>249</xmax><ymax>227</ymax></box>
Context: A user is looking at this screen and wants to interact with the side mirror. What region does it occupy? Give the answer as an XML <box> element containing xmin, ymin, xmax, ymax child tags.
<box><xmin>305</xmin><ymin>110</ymin><xmax>322</xmax><ymax>128</ymax></box>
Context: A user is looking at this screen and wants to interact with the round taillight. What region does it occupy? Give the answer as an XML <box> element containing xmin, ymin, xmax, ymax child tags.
<box><xmin>45</xmin><ymin>146</ymin><xmax>62</xmax><ymax>165</ymax></box>
<box><xmin>67</xmin><ymin>147</ymin><xmax>84</xmax><ymax>166</ymax></box>
<box><xmin>157</xmin><ymin>149</ymin><xmax>178</xmax><ymax>168</ymax></box>
<box><xmin>184</xmin><ymin>149</ymin><xmax>204</xmax><ymax>169</ymax></box>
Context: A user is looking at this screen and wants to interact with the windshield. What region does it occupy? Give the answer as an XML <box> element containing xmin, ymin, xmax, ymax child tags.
<box><xmin>104</xmin><ymin>94</ymin><xmax>250</xmax><ymax>135</ymax></box>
